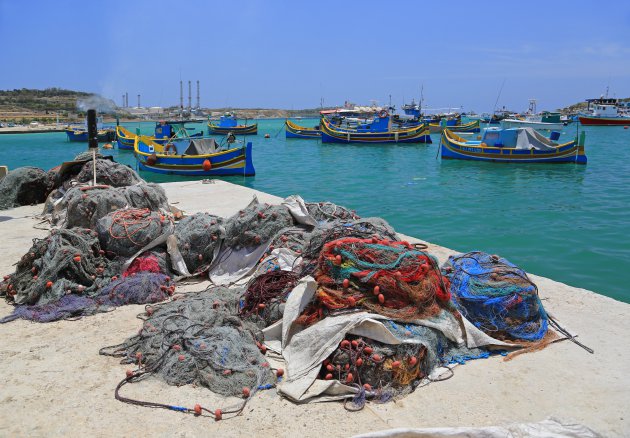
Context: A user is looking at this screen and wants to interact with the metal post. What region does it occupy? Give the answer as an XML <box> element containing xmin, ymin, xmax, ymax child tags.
<box><xmin>188</xmin><ymin>80</ymin><xmax>192</xmax><ymax>113</ymax></box>
<box><xmin>196</xmin><ymin>80</ymin><xmax>200</xmax><ymax>109</ymax></box>
<box><xmin>87</xmin><ymin>109</ymin><xmax>98</xmax><ymax>186</ymax></box>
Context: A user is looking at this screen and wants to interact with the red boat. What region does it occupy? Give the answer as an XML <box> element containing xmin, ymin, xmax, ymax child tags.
<box><xmin>579</xmin><ymin>97</ymin><xmax>630</xmax><ymax>126</ymax></box>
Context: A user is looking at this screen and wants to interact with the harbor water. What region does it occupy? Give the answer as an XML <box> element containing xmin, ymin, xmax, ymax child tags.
<box><xmin>0</xmin><ymin>119</ymin><xmax>628</xmax><ymax>303</ymax></box>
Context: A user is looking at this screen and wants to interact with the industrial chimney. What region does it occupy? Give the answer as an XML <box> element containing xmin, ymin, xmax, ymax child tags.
<box><xmin>196</xmin><ymin>80</ymin><xmax>200</xmax><ymax>109</ymax></box>
<box><xmin>188</xmin><ymin>80</ymin><xmax>192</xmax><ymax>113</ymax></box>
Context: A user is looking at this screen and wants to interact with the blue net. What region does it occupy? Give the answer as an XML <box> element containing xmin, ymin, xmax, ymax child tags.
<box><xmin>442</xmin><ymin>251</ymin><xmax>548</xmax><ymax>342</ymax></box>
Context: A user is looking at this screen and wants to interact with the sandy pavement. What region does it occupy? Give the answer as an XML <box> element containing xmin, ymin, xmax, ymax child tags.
<box><xmin>0</xmin><ymin>180</ymin><xmax>628</xmax><ymax>437</ymax></box>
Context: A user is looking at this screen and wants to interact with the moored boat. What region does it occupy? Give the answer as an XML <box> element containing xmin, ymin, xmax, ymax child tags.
<box><xmin>578</xmin><ymin>97</ymin><xmax>630</xmax><ymax>126</ymax></box>
<box><xmin>208</xmin><ymin>113</ymin><xmax>257</xmax><ymax>135</ymax></box>
<box><xmin>429</xmin><ymin>119</ymin><xmax>480</xmax><ymax>134</ymax></box>
<box><xmin>285</xmin><ymin>120</ymin><xmax>320</xmax><ymax>139</ymax></box>
<box><xmin>320</xmin><ymin>114</ymin><xmax>431</xmax><ymax>144</ymax></box>
<box><xmin>65</xmin><ymin>127</ymin><xmax>116</xmax><ymax>142</ymax></box>
<box><xmin>440</xmin><ymin>127</ymin><xmax>586</xmax><ymax>164</ymax></box>
<box><xmin>116</xmin><ymin>126</ymin><xmax>136</xmax><ymax>150</ymax></box>
<box><xmin>134</xmin><ymin>135</ymin><xmax>255</xmax><ymax>176</ymax></box>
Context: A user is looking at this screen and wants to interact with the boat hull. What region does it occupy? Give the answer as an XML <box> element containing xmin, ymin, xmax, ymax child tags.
<box><xmin>440</xmin><ymin>130</ymin><xmax>586</xmax><ymax>164</ymax></box>
<box><xmin>501</xmin><ymin>119</ymin><xmax>565</xmax><ymax>131</ymax></box>
<box><xmin>285</xmin><ymin>120</ymin><xmax>320</xmax><ymax>139</ymax></box>
<box><xmin>578</xmin><ymin>116</ymin><xmax>630</xmax><ymax>126</ymax></box>
<box><xmin>116</xmin><ymin>126</ymin><xmax>135</xmax><ymax>150</ymax></box>
<box><xmin>429</xmin><ymin>120</ymin><xmax>480</xmax><ymax>133</ymax></box>
<box><xmin>207</xmin><ymin>123</ymin><xmax>258</xmax><ymax>135</ymax></box>
<box><xmin>65</xmin><ymin>129</ymin><xmax>116</xmax><ymax>142</ymax></box>
<box><xmin>135</xmin><ymin>137</ymin><xmax>255</xmax><ymax>176</ymax></box>
<box><xmin>320</xmin><ymin>119</ymin><xmax>432</xmax><ymax>144</ymax></box>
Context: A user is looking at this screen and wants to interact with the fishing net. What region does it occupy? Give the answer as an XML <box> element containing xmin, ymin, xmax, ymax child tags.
<box><xmin>174</xmin><ymin>213</ymin><xmax>225</xmax><ymax>274</ymax></box>
<box><xmin>319</xmin><ymin>323</ymin><xmax>490</xmax><ymax>408</ymax></box>
<box><xmin>123</xmin><ymin>252</ymin><xmax>168</xmax><ymax>277</ymax></box>
<box><xmin>239</xmin><ymin>271</ymin><xmax>299</xmax><ymax>327</ymax></box>
<box><xmin>97</xmin><ymin>209</ymin><xmax>171</xmax><ymax>257</ymax></box>
<box><xmin>298</xmin><ymin>238</ymin><xmax>451</xmax><ymax>326</ymax></box>
<box><xmin>100</xmin><ymin>287</ymin><xmax>275</xmax><ymax>398</ymax></box>
<box><xmin>442</xmin><ymin>251</ymin><xmax>548</xmax><ymax>342</ymax></box>
<box><xmin>0</xmin><ymin>273</ymin><xmax>172</xmax><ymax>323</ymax></box>
<box><xmin>59</xmin><ymin>184</ymin><xmax>169</xmax><ymax>229</ymax></box>
<box><xmin>75</xmin><ymin>159</ymin><xmax>143</xmax><ymax>187</ymax></box>
<box><xmin>306</xmin><ymin>202</ymin><xmax>360</xmax><ymax>223</ymax></box>
<box><xmin>223</xmin><ymin>199</ymin><xmax>294</xmax><ymax>249</ymax></box>
<box><xmin>63</xmin><ymin>186</ymin><xmax>129</xmax><ymax>229</ymax></box>
<box><xmin>302</xmin><ymin>218</ymin><xmax>398</xmax><ymax>263</ymax></box>
<box><xmin>74</xmin><ymin>151</ymin><xmax>104</xmax><ymax>161</ymax></box>
<box><xmin>0</xmin><ymin>228</ymin><xmax>117</xmax><ymax>305</ymax></box>
<box><xmin>0</xmin><ymin>167</ymin><xmax>51</xmax><ymax>210</ymax></box>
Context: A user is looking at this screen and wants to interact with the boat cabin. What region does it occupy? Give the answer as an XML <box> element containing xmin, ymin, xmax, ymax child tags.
<box><xmin>479</xmin><ymin>127</ymin><xmax>556</xmax><ymax>150</ymax></box>
<box><xmin>216</xmin><ymin>113</ymin><xmax>238</xmax><ymax>128</ymax></box>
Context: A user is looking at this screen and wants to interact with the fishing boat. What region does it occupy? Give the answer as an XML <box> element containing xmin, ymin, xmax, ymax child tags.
<box><xmin>134</xmin><ymin>135</ymin><xmax>255</xmax><ymax>176</ymax></box>
<box><xmin>153</xmin><ymin>120</ymin><xmax>204</xmax><ymax>142</ymax></box>
<box><xmin>116</xmin><ymin>126</ymin><xmax>136</xmax><ymax>150</ymax></box>
<box><xmin>208</xmin><ymin>113</ymin><xmax>257</xmax><ymax>135</ymax></box>
<box><xmin>440</xmin><ymin>127</ymin><xmax>586</xmax><ymax>164</ymax></box>
<box><xmin>285</xmin><ymin>120</ymin><xmax>320</xmax><ymax>139</ymax></box>
<box><xmin>320</xmin><ymin>112</ymin><xmax>431</xmax><ymax>144</ymax></box>
<box><xmin>65</xmin><ymin>127</ymin><xmax>116</xmax><ymax>142</ymax></box>
<box><xmin>429</xmin><ymin>119</ymin><xmax>480</xmax><ymax>134</ymax></box>
<box><xmin>578</xmin><ymin>97</ymin><xmax>630</xmax><ymax>126</ymax></box>
<box><xmin>501</xmin><ymin>112</ymin><xmax>566</xmax><ymax>131</ymax></box>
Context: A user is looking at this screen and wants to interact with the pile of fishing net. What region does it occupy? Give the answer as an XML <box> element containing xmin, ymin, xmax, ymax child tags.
<box><xmin>297</xmin><ymin>238</ymin><xmax>451</xmax><ymax>325</ymax></box>
<box><xmin>318</xmin><ymin>326</ymin><xmax>489</xmax><ymax>404</ymax></box>
<box><xmin>75</xmin><ymin>158</ymin><xmax>143</xmax><ymax>187</ymax></box>
<box><xmin>57</xmin><ymin>184</ymin><xmax>169</xmax><ymax>229</ymax></box>
<box><xmin>174</xmin><ymin>213</ymin><xmax>225</xmax><ymax>274</ymax></box>
<box><xmin>442</xmin><ymin>251</ymin><xmax>549</xmax><ymax>342</ymax></box>
<box><xmin>96</xmin><ymin>208</ymin><xmax>172</xmax><ymax>257</ymax></box>
<box><xmin>0</xmin><ymin>272</ymin><xmax>172</xmax><ymax>323</ymax></box>
<box><xmin>0</xmin><ymin>227</ymin><xmax>118</xmax><ymax>305</ymax></box>
<box><xmin>223</xmin><ymin>199</ymin><xmax>294</xmax><ymax>249</ymax></box>
<box><xmin>306</xmin><ymin>202</ymin><xmax>360</xmax><ymax>223</ymax></box>
<box><xmin>100</xmin><ymin>287</ymin><xmax>276</xmax><ymax>399</ymax></box>
<box><xmin>0</xmin><ymin>167</ymin><xmax>52</xmax><ymax>210</ymax></box>
<box><xmin>239</xmin><ymin>270</ymin><xmax>300</xmax><ymax>327</ymax></box>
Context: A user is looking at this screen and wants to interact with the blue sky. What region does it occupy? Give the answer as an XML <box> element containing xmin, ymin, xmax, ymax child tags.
<box><xmin>1</xmin><ymin>0</ymin><xmax>629</xmax><ymax>112</ymax></box>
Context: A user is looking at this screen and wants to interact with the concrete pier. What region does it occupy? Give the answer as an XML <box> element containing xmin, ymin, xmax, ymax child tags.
<box><xmin>0</xmin><ymin>180</ymin><xmax>628</xmax><ymax>437</ymax></box>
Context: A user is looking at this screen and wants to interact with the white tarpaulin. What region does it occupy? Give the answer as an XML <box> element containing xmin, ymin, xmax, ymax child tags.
<box><xmin>352</xmin><ymin>417</ymin><xmax>602</xmax><ymax>438</ymax></box>
<box><xmin>263</xmin><ymin>277</ymin><xmax>515</xmax><ymax>403</ymax></box>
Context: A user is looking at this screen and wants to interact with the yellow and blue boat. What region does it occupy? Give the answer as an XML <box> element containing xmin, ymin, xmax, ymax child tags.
<box><xmin>440</xmin><ymin>127</ymin><xmax>586</xmax><ymax>164</ymax></box>
<box><xmin>65</xmin><ymin>127</ymin><xmax>116</xmax><ymax>142</ymax></box>
<box><xmin>320</xmin><ymin>114</ymin><xmax>431</xmax><ymax>144</ymax></box>
<box><xmin>285</xmin><ymin>120</ymin><xmax>320</xmax><ymax>139</ymax></box>
<box><xmin>208</xmin><ymin>113</ymin><xmax>257</xmax><ymax>135</ymax></box>
<box><xmin>134</xmin><ymin>135</ymin><xmax>255</xmax><ymax>176</ymax></box>
<box><xmin>116</xmin><ymin>126</ymin><xmax>136</xmax><ymax>150</ymax></box>
<box><xmin>429</xmin><ymin>119</ymin><xmax>480</xmax><ymax>134</ymax></box>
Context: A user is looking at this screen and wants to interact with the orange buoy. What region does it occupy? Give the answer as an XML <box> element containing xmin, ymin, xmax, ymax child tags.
<box><xmin>214</xmin><ymin>409</ymin><xmax>222</xmax><ymax>421</ymax></box>
<box><xmin>202</xmin><ymin>159</ymin><xmax>212</xmax><ymax>171</ymax></box>
<box><xmin>347</xmin><ymin>296</ymin><xmax>356</xmax><ymax>306</ymax></box>
<box><xmin>325</xmin><ymin>373</ymin><xmax>333</xmax><ymax>380</ymax></box>
<box><xmin>373</xmin><ymin>285</ymin><xmax>380</xmax><ymax>296</ymax></box>
<box><xmin>351</xmin><ymin>340</ymin><xmax>359</xmax><ymax>348</ymax></box>
<box><xmin>326</xmin><ymin>364</ymin><xmax>334</xmax><ymax>372</ymax></box>
<box><xmin>409</xmin><ymin>356</ymin><xmax>418</xmax><ymax>366</ymax></box>
<box><xmin>46</xmin><ymin>281</ymin><xmax>53</xmax><ymax>289</ymax></box>
<box><xmin>356</xmin><ymin>358</ymin><xmax>363</xmax><ymax>367</ymax></box>
<box><xmin>377</xmin><ymin>293</ymin><xmax>385</xmax><ymax>304</ymax></box>
<box><xmin>624</xmin><ymin>126</ymin><xmax>629</xmax><ymax>129</ymax></box>
<box><xmin>342</xmin><ymin>278</ymin><xmax>350</xmax><ymax>289</ymax></box>
<box><xmin>363</xmin><ymin>346</ymin><xmax>373</xmax><ymax>355</ymax></box>
<box><xmin>340</xmin><ymin>340</ymin><xmax>350</xmax><ymax>349</ymax></box>
<box><xmin>391</xmin><ymin>360</ymin><xmax>401</xmax><ymax>369</ymax></box>
<box><xmin>242</xmin><ymin>387</ymin><xmax>251</xmax><ymax>397</ymax></box>
<box><xmin>372</xmin><ymin>354</ymin><xmax>382</xmax><ymax>362</ymax></box>
<box><xmin>73</xmin><ymin>255</ymin><xmax>81</xmax><ymax>262</ymax></box>
<box><xmin>126</xmin><ymin>369</ymin><xmax>134</xmax><ymax>378</ymax></box>
<box><xmin>147</xmin><ymin>153</ymin><xmax>157</xmax><ymax>165</ymax></box>
<box><xmin>264</xmin><ymin>134</ymin><xmax>270</xmax><ymax>138</ymax></box>
<box><xmin>276</xmin><ymin>368</ymin><xmax>285</xmax><ymax>377</ymax></box>
<box><xmin>363</xmin><ymin>383</ymin><xmax>372</xmax><ymax>391</ymax></box>
<box><xmin>178</xmin><ymin>354</ymin><xmax>185</xmax><ymax>362</ymax></box>
<box><xmin>334</xmin><ymin>254</ymin><xmax>342</xmax><ymax>266</ymax></box>
<box><xmin>346</xmin><ymin>373</ymin><xmax>354</xmax><ymax>383</ymax></box>
<box><xmin>172</xmin><ymin>344</ymin><xmax>181</xmax><ymax>351</ymax></box>
<box><xmin>194</xmin><ymin>404</ymin><xmax>202</xmax><ymax>416</ymax></box>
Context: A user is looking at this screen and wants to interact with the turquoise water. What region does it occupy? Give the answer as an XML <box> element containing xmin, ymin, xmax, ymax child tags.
<box><xmin>1</xmin><ymin>120</ymin><xmax>629</xmax><ymax>303</ymax></box>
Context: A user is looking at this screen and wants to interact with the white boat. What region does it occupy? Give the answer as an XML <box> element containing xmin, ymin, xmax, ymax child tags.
<box><xmin>500</xmin><ymin>100</ymin><xmax>566</xmax><ymax>131</ymax></box>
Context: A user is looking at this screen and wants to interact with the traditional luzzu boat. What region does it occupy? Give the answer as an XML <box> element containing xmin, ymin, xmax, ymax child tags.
<box><xmin>440</xmin><ymin>127</ymin><xmax>586</xmax><ymax>164</ymax></box>
<box><xmin>429</xmin><ymin>119</ymin><xmax>480</xmax><ymax>134</ymax></box>
<box><xmin>208</xmin><ymin>113</ymin><xmax>257</xmax><ymax>135</ymax></box>
<box><xmin>319</xmin><ymin>112</ymin><xmax>431</xmax><ymax>144</ymax></box>
<box><xmin>116</xmin><ymin>126</ymin><xmax>136</xmax><ymax>150</ymax></box>
<box><xmin>65</xmin><ymin>127</ymin><xmax>116</xmax><ymax>142</ymax></box>
<box><xmin>134</xmin><ymin>135</ymin><xmax>255</xmax><ymax>176</ymax></box>
<box><xmin>285</xmin><ymin>119</ymin><xmax>321</xmax><ymax>139</ymax></box>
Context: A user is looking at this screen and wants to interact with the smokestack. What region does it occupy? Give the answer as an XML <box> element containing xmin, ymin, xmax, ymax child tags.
<box><xmin>125</xmin><ymin>92</ymin><xmax>128</xmax><ymax>108</ymax></box>
<box><xmin>137</xmin><ymin>94</ymin><xmax>140</xmax><ymax>108</ymax></box>
<box><xmin>179</xmin><ymin>80</ymin><xmax>183</xmax><ymax>113</ymax></box>
<box><xmin>196</xmin><ymin>80</ymin><xmax>200</xmax><ymax>109</ymax></box>
<box><xmin>188</xmin><ymin>80</ymin><xmax>192</xmax><ymax>112</ymax></box>
<box><xmin>122</xmin><ymin>94</ymin><xmax>125</xmax><ymax>108</ymax></box>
